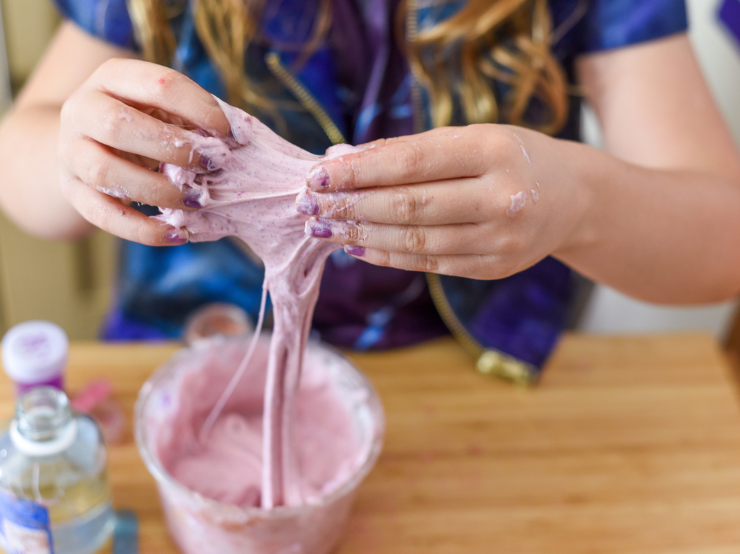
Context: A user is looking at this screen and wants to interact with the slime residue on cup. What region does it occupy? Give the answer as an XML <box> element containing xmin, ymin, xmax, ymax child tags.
<box><xmin>151</xmin><ymin>338</ymin><xmax>367</xmax><ymax>508</ymax></box>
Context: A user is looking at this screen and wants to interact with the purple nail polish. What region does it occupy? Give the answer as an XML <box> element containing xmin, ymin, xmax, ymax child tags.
<box><xmin>182</xmin><ymin>188</ymin><xmax>202</xmax><ymax>209</ymax></box>
<box><xmin>199</xmin><ymin>154</ymin><xmax>217</xmax><ymax>171</ymax></box>
<box><xmin>345</xmin><ymin>245</ymin><xmax>365</xmax><ymax>257</ymax></box>
<box><xmin>306</xmin><ymin>166</ymin><xmax>330</xmax><ymax>189</ymax></box>
<box><xmin>307</xmin><ymin>219</ymin><xmax>332</xmax><ymax>238</ymax></box>
<box><xmin>165</xmin><ymin>228</ymin><xmax>188</xmax><ymax>244</ymax></box>
<box><xmin>296</xmin><ymin>193</ymin><xmax>319</xmax><ymax>215</ymax></box>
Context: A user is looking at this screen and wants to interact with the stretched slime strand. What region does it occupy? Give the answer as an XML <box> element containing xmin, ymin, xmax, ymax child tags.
<box><xmin>198</xmin><ymin>284</ymin><xmax>268</xmax><ymax>444</ymax></box>
<box><xmin>158</xmin><ymin>99</ymin><xmax>359</xmax><ymax>508</ymax></box>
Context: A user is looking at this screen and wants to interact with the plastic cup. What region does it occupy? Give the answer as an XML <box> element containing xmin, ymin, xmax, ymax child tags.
<box><xmin>135</xmin><ymin>335</ymin><xmax>384</xmax><ymax>554</ymax></box>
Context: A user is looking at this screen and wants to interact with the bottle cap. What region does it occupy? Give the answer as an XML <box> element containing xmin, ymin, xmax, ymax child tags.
<box><xmin>1</xmin><ymin>321</ymin><xmax>69</xmax><ymax>384</ymax></box>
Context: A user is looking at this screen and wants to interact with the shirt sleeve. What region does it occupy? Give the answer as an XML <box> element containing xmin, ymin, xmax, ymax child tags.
<box><xmin>52</xmin><ymin>0</ymin><xmax>137</xmax><ymax>50</ymax></box>
<box><xmin>580</xmin><ymin>0</ymin><xmax>689</xmax><ymax>53</ymax></box>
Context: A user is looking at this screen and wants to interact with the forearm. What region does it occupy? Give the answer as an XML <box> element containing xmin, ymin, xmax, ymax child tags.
<box><xmin>0</xmin><ymin>104</ymin><xmax>92</xmax><ymax>240</ymax></box>
<box><xmin>555</xmin><ymin>139</ymin><xmax>740</xmax><ymax>304</ymax></box>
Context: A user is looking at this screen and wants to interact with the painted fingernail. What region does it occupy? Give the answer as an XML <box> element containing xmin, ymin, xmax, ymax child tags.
<box><xmin>198</xmin><ymin>154</ymin><xmax>217</xmax><ymax>171</ymax></box>
<box><xmin>306</xmin><ymin>165</ymin><xmax>330</xmax><ymax>189</ymax></box>
<box><xmin>165</xmin><ymin>227</ymin><xmax>189</xmax><ymax>244</ymax></box>
<box><xmin>345</xmin><ymin>245</ymin><xmax>365</xmax><ymax>257</ymax></box>
<box><xmin>182</xmin><ymin>187</ymin><xmax>202</xmax><ymax>209</ymax></box>
<box><xmin>296</xmin><ymin>192</ymin><xmax>319</xmax><ymax>215</ymax></box>
<box><xmin>305</xmin><ymin>218</ymin><xmax>332</xmax><ymax>238</ymax></box>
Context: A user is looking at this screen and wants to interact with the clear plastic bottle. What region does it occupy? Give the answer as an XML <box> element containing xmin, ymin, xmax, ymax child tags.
<box><xmin>0</xmin><ymin>387</ymin><xmax>115</xmax><ymax>554</ymax></box>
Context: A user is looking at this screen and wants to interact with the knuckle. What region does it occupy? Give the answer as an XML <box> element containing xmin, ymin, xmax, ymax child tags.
<box><xmin>400</xmin><ymin>225</ymin><xmax>427</xmax><ymax>254</ymax></box>
<box><xmin>93</xmin><ymin>59</ymin><xmax>116</xmax><ymax>82</ymax></box>
<box><xmin>93</xmin><ymin>59</ymin><xmax>130</xmax><ymax>88</ymax></box>
<box><xmin>466</xmin><ymin>123</ymin><xmax>487</xmax><ymax>139</ymax></box>
<box><xmin>344</xmin><ymin>224</ymin><xmax>366</xmax><ymax>243</ymax></box>
<box><xmin>504</xmin><ymin>132</ymin><xmax>524</xmax><ymax>158</ymax></box>
<box><xmin>392</xmin><ymin>142</ymin><xmax>423</xmax><ymax>180</ymax></box>
<box><xmin>150</xmin><ymin>69</ymin><xmax>179</xmax><ymax>98</ymax></box>
<box><xmin>87</xmin><ymin>158</ymin><xmax>111</xmax><ymax>188</ymax></box>
<box><xmin>98</xmin><ymin>58</ymin><xmax>122</xmax><ymax>75</ymax></box>
<box><xmin>389</xmin><ymin>189</ymin><xmax>421</xmax><ymax>224</ymax></box>
<box><xmin>418</xmin><ymin>255</ymin><xmax>439</xmax><ymax>273</ymax></box>
<box><xmin>99</xmin><ymin>108</ymin><xmax>124</xmax><ymax>144</ymax></box>
<box><xmin>329</xmin><ymin>194</ymin><xmax>357</xmax><ymax>219</ymax></box>
<box><xmin>59</xmin><ymin>97</ymin><xmax>75</xmax><ymax>126</ymax></box>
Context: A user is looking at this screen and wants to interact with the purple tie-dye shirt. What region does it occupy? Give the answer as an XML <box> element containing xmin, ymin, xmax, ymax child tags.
<box><xmin>53</xmin><ymin>0</ymin><xmax>688</xmax><ymax>350</ymax></box>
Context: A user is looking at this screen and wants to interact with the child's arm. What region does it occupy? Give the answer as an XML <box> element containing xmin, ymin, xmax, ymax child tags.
<box><xmin>299</xmin><ymin>35</ymin><xmax>740</xmax><ymax>304</ymax></box>
<box><xmin>0</xmin><ymin>22</ymin><xmax>229</xmax><ymax>245</ymax></box>
<box><xmin>0</xmin><ymin>22</ymin><xmax>131</xmax><ymax>239</ymax></box>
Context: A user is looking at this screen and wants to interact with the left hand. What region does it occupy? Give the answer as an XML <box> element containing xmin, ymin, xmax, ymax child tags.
<box><xmin>297</xmin><ymin>124</ymin><xmax>587</xmax><ymax>280</ymax></box>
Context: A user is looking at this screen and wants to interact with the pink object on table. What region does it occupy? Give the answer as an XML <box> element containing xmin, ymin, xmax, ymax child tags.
<box><xmin>71</xmin><ymin>378</ymin><xmax>113</xmax><ymax>412</ymax></box>
<box><xmin>72</xmin><ymin>378</ymin><xmax>126</xmax><ymax>445</ymax></box>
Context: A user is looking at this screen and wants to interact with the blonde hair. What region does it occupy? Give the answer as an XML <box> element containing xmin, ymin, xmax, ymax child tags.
<box><xmin>127</xmin><ymin>0</ymin><xmax>568</xmax><ymax>135</ymax></box>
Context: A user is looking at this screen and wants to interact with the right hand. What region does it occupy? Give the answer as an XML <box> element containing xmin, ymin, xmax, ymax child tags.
<box><xmin>58</xmin><ymin>58</ymin><xmax>230</xmax><ymax>246</ymax></box>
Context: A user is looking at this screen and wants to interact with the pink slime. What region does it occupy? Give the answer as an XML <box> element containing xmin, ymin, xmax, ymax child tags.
<box><xmin>158</xmin><ymin>98</ymin><xmax>359</xmax><ymax>509</ymax></box>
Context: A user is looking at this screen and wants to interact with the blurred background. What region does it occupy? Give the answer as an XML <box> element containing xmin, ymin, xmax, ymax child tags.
<box><xmin>0</xmin><ymin>0</ymin><xmax>737</xmax><ymax>340</ymax></box>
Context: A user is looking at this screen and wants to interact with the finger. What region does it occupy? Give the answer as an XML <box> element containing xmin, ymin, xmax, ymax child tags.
<box><xmin>74</xmin><ymin>90</ymin><xmax>229</xmax><ymax>169</ymax></box>
<box><xmin>296</xmin><ymin>179</ymin><xmax>503</xmax><ymax>225</ymax></box>
<box><xmin>62</xmin><ymin>176</ymin><xmax>189</xmax><ymax>246</ymax></box>
<box><xmin>342</xmin><ymin>246</ymin><xmax>498</xmax><ymax>279</ymax></box>
<box><xmin>305</xmin><ymin>218</ymin><xmax>487</xmax><ymax>256</ymax></box>
<box><xmin>71</xmin><ymin>139</ymin><xmax>202</xmax><ymax>209</ymax></box>
<box><xmin>306</xmin><ymin>127</ymin><xmax>490</xmax><ymax>191</ymax></box>
<box><xmin>92</xmin><ymin>59</ymin><xmax>230</xmax><ymax>137</ymax></box>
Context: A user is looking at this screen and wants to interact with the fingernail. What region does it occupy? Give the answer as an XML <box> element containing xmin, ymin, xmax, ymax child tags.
<box><xmin>305</xmin><ymin>218</ymin><xmax>332</xmax><ymax>238</ymax></box>
<box><xmin>345</xmin><ymin>245</ymin><xmax>365</xmax><ymax>257</ymax></box>
<box><xmin>182</xmin><ymin>187</ymin><xmax>202</xmax><ymax>209</ymax></box>
<box><xmin>296</xmin><ymin>192</ymin><xmax>319</xmax><ymax>215</ymax></box>
<box><xmin>198</xmin><ymin>154</ymin><xmax>217</xmax><ymax>171</ymax></box>
<box><xmin>306</xmin><ymin>165</ymin><xmax>330</xmax><ymax>189</ymax></box>
<box><xmin>165</xmin><ymin>227</ymin><xmax>189</xmax><ymax>244</ymax></box>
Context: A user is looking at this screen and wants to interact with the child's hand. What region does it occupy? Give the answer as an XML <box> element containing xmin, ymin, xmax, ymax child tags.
<box><xmin>298</xmin><ymin>125</ymin><xmax>587</xmax><ymax>280</ymax></box>
<box><xmin>58</xmin><ymin>58</ymin><xmax>230</xmax><ymax>245</ymax></box>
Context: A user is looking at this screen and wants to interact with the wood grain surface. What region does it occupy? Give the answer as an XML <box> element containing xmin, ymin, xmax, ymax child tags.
<box><xmin>2</xmin><ymin>334</ymin><xmax>740</xmax><ymax>554</ymax></box>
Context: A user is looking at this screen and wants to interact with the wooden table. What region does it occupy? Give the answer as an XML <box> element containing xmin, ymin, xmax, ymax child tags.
<box><xmin>3</xmin><ymin>334</ymin><xmax>740</xmax><ymax>554</ymax></box>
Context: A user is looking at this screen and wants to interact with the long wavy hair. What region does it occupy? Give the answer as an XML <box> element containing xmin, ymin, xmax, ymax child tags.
<box><xmin>127</xmin><ymin>0</ymin><xmax>568</xmax><ymax>136</ymax></box>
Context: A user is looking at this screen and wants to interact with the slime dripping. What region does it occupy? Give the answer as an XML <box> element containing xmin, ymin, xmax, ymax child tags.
<box><xmin>158</xmin><ymin>99</ymin><xmax>360</xmax><ymax>508</ymax></box>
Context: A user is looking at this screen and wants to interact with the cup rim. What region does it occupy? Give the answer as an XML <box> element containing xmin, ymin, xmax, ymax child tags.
<box><xmin>134</xmin><ymin>334</ymin><xmax>385</xmax><ymax>520</ymax></box>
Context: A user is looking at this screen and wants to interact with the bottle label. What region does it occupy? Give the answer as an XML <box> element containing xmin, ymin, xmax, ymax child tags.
<box><xmin>0</xmin><ymin>491</ymin><xmax>54</xmax><ymax>554</ymax></box>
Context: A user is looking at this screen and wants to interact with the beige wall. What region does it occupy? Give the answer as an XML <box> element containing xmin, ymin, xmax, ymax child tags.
<box><xmin>0</xmin><ymin>217</ymin><xmax>115</xmax><ymax>338</ymax></box>
<box><xmin>0</xmin><ymin>0</ymin><xmax>116</xmax><ymax>339</ymax></box>
<box><xmin>1</xmin><ymin>0</ymin><xmax>59</xmax><ymax>87</ymax></box>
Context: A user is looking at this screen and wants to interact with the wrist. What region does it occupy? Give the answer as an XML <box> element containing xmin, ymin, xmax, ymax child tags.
<box><xmin>547</xmin><ymin>139</ymin><xmax>607</xmax><ymax>257</ymax></box>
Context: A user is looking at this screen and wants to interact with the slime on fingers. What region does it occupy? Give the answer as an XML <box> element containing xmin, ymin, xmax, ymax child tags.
<box><xmin>157</xmin><ymin>99</ymin><xmax>363</xmax><ymax>509</ymax></box>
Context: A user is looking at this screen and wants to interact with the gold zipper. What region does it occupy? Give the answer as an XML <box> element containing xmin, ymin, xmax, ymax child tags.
<box><xmin>267</xmin><ymin>25</ymin><xmax>533</xmax><ymax>385</ymax></box>
<box><xmin>426</xmin><ymin>273</ymin><xmax>538</xmax><ymax>386</ymax></box>
<box><xmin>405</xmin><ymin>0</ymin><xmax>425</xmax><ymax>133</ymax></box>
<box><xmin>265</xmin><ymin>52</ymin><xmax>346</xmax><ymax>145</ymax></box>
<box><xmin>408</xmin><ymin>2</ymin><xmax>535</xmax><ymax>386</ymax></box>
